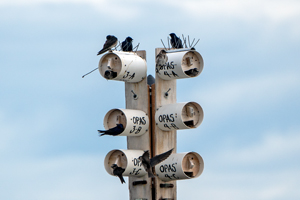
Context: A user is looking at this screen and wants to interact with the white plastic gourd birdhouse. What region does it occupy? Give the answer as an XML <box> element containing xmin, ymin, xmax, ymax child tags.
<box><xmin>155</xmin><ymin>152</ymin><xmax>204</xmax><ymax>182</ymax></box>
<box><xmin>104</xmin><ymin>149</ymin><xmax>147</xmax><ymax>177</ymax></box>
<box><xmin>99</xmin><ymin>51</ymin><xmax>147</xmax><ymax>83</ymax></box>
<box><xmin>155</xmin><ymin>102</ymin><xmax>204</xmax><ymax>131</ymax></box>
<box><xmin>104</xmin><ymin>108</ymin><xmax>149</xmax><ymax>136</ymax></box>
<box><xmin>156</xmin><ymin>49</ymin><xmax>204</xmax><ymax>80</ymax></box>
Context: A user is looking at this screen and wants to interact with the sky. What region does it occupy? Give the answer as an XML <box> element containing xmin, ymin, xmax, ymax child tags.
<box><xmin>1</xmin><ymin>0</ymin><xmax>300</xmax><ymax>199</ymax></box>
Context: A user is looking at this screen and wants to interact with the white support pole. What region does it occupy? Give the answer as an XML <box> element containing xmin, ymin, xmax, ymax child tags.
<box><xmin>125</xmin><ymin>50</ymin><xmax>152</xmax><ymax>200</ymax></box>
<box><xmin>153</xmin><ymin>48</ymin><xmax>177</xmax><ymax>200</ymax></box>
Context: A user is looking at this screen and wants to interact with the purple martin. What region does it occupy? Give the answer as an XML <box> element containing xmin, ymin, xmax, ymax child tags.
<box><xmin>111</xmin><ymin>164</ymin><xmax>126</xmax><ymax>184</ymax></box>
<box><xmin>97</xmin><ymin>35</ymin><xmax>118</xmax><ymax>55</ymax></box>
<box><xmin>184</xmin><ymin>68</ymin><xmax>199</xmax><ymax>77</ymax></box>
<box><xmin>104</xmin><ymin>70</ymin><xmax>118</xmax><ymax>79</ymax></box>
<box><xmin>169</xmin><ymin>33</ymin><xmax>183</xmax><ymax>49</ymax></box>
<box><xmin>98</xmin><ymin>124</ymin><xmax>124</xmax><ymax>136</ymax></box>
<box><xmin>156</xmin><ymin>50</ymin><xmax>168</xmax><ymax>67</ymax></box>
<box><xmin>139</xmin><ymin>148</ymin><xmax>174</xmax><ymax>178</ymax></box>
<box><xmin>121</xmin><ymin>37</ymin><xmax>133</xmax><ymax>52</ymax></box>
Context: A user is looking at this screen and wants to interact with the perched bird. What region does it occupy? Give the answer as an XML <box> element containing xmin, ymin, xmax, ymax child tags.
<box><xmin>111</xmin><ymin>164</ymin><xmax>126</xmax><ymax>184</ymax></box>
<box><xmin>169</xmin><ymin>33</ymin><xmax>183</xmax><ymax>49</ymax></box>
<box><xmin>104</xmin><ymin>70</ymin><xmax>118</xmax><ymax>79</ymax></box>
<box><xmin>121</xmin><ymin>37</ymin><xmax>133</xmax><ymax>52</ymax></box>
<box><xmin>155</xmin><ymin>50</ymin><xmax>168</xmax><ymax>67</ymax></box>
<box><xmin>98</xmin><ymin>124</ymin><xmax>124</xmax><ymax>136</ymax></box>
<box><xmin>97</xmin><ymin>35</ymin><xmax>118</xmax><ymax>55</ymax></box>
<box><xmin>184</xmin><ymin>68</ymin><xmax>199</xmax><ymax>77</ymax></box>
<box><xmin>139</xmin><ymin>148</ymin><xmax>174</xmax><ymax>178</ymax></box>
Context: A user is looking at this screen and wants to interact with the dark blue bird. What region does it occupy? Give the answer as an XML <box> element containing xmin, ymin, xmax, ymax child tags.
<box><xmin>97</xmin><ymin>35</ymin><xmax>118</xmax><ymax>55</ymax></box>
<box><xmin>104</xmin><ymin>70</ymin><xmax>118</xmax><ymax>79</ymax></box>
<box><xmin>111</xmin><ymin>164</ymin><xmax>126</xmax><ymax>184</ymax></box>
<box><xmin>184</xmin><ymin>68</ymin><xmax>199</xmax><ymax>77</ymax></box>
<box><xmin>98</xmin><ymin>124</ymin><xmax>124</xmax><ymax>136</ymax></box>
<box><xmin>121</xmin><ymin>37</ymin><xmax>133</xmax><ymax>52</ymax></box>
<box><xmin>169</xmin><ymin>33</ymin><xmax>183</xmax><ymax>49</ymax></box>
<box><xmin>139</xmin><ymin>148</ymin><xmax>174</xmax><ymax>178</ymax></box>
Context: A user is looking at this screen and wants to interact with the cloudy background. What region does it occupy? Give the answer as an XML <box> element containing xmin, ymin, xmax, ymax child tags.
<box><xmin>1</xmin><ymin>0</ymin><xmax>300</xmax><ymax>199</ymax></box>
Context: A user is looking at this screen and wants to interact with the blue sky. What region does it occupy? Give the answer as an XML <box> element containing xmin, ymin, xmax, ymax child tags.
<box><xmin>1</xmin><ymin>0</ymin><xmax>300</xmax><ymax>199</ymax></box>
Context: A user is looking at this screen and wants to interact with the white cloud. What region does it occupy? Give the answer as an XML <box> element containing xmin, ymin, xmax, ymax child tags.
<box><xmin>174</xmin><ymin>0</ymin><xmax>300</xmax><ymax>23</ymax></box>
<box><xmin>178</xmin><ymin>168</ymin><xmax>300</xmax><ymax>200</ymax></box>
<box><xmin>0</xmin><ymin>0</ymin><xmax>141</xmax><ymax>20</ymax></box>
<box><xmin>0</xmin><ymin>112</ymin><xmax>16</xmax><ymax>151</ymax></box>
<box><xmin>2</xmin><ymin>0</ymin><xmax>300</xmax><ymax>23</ymax></box>
<box><xmin>197</xmin><ymin>70</ymin><xmax>300</xmax><ymax>118</ymax></box>
<box><xmin>0</xmin><ymin>154</ymin><xmax>129</xmax><ymax>200</ymax></box>
<box><xmin>0</xmin><ymin>0</ymin><xmax>100</xmax><ymax>5</ymax></box>
<box><xmin>0</xmin><ymin>104</ymin><xmax>68</xmax><ymax>154</ymax></box>
<box><xmin>215</xmin><ymin>127</ymin><xmax>300</xmax><ymax>165</ymax></box>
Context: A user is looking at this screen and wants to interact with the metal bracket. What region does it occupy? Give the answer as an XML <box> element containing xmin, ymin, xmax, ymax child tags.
<box><xmin>131</xmin><ymin>90</ymin><xmax>138</xmax><ymax>100</ymax></box>
<box><xmin>164</xmin><ymin>88</ymin><xmax>171</xmax><ymax>98</ymax></box>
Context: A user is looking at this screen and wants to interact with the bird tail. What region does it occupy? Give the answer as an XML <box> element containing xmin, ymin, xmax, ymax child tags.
<box><xmin>120</xmin><ymin>176</ymin><xmax>126</xmax><ymax>184</ymax></box>
<box><xmin>97</xmin><ymin>130</ymin><xmax>106</xmax><ymax>136</ymax></box>
<box><xmin>97</xmin><ymin>48</ymin><xmax>109</xmax><ymax>55</ymax></box>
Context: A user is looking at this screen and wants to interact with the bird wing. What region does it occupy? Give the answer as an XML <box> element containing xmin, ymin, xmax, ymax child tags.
<box><xmin>170</xmin><ymin>38</ymin><xmax>175</xmax><ymax>48</ymax></box>
<box><xmin>115</xmin><ymin>167</ymin><xmax>125</xmax><ymax>174</ymax></box>
<box><xmin>178</xmin><ymin>38</ymin><xmax>183</xmax><ymax>48</ymax></box>
<box><xmin>143</xmin><ymin>151</ymin><xmax>150</xmax><ymax>161</ymax></box>
<box><xmin>121</xmin><ymin>40</ymin><xmax>126</xmax><ymax>50</ymax></box>
<box><xmin>103</xmin><ymin>36</ymin><xmax>118</xmax><ymax>49</ymax></box>
<box><xmin>150</xmin><ymin>148</ymin><xmax>173</xmax><ymax>167</ymax></box>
